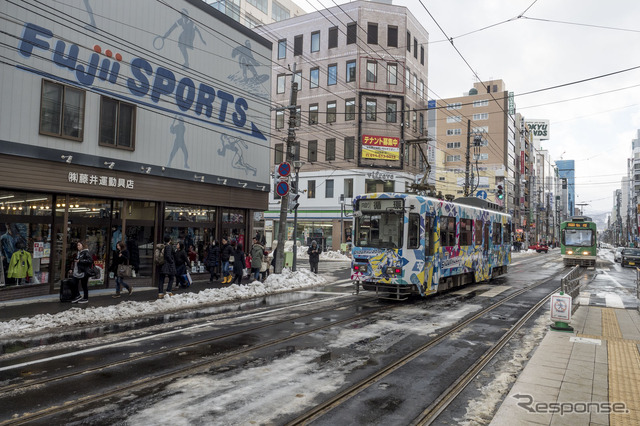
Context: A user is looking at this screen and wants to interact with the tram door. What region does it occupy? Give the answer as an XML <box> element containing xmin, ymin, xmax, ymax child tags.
<box><xmin>423</xmin><ymin>214</ymin><xmax>436</xmax><ymax>294</ymax></box>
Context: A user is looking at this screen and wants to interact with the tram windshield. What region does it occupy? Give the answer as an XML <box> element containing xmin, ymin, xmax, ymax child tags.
<box><xmin>354</xmin><ymin>198</ymin><xmax>404</xmax><ymax>249</ymax></box>
<box><xmin>563</xmin><ymin>229</ymin><xmax>594</xmax><ymax>247</ymax></box>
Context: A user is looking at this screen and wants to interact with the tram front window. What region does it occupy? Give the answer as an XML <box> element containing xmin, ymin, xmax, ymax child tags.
<box><xmin>355</xmin><ymin>212</ymin><xmax>403</xmax><ymax>249</ymax></box>
<box><xmin>563</xmin><ymin>229</ymin><xmax>593</xmax><ymax>247</ymax></box>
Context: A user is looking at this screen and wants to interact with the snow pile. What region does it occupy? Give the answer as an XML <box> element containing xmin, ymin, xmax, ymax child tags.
<box><xmin>0</xmin><ymin>269</ymin><xmax>327</xmax><ymax>339</ymax></box>
<box><xmin>295</xmin><ymin>247</ymin><xmax>351</xmax><ymax>261</ymax></box>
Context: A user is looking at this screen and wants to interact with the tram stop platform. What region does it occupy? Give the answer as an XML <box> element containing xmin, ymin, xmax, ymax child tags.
<box><xmin>491</xmin><ymin>305</ymin><xmax>640</xmax><ymax>425</ymax></box>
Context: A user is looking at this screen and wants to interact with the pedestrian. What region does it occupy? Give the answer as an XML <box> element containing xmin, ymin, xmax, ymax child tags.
<box><xmin>205</xmin><ymin>240</ymin><xmax>220</xmax><ymax>283</ymax></box>
<box><xmin>69</xmin><ymin>240</ymin><xmax>92</xmax><ymax>303</ymax></box>
<box><xmin>174</xmin><ymin>241</ymin><xmax>189</xmax><ymax>288</ymax></box>
<box><xmin>187</xmin><ymin>244</ymin><xmax>197</xmax><ymax>265</ymax></box>
<box><xmin>157</xmin><ymin>235</ymin><xmax>176</xmax><ymax>299</ymax></box>
<box><xmin>250</xmin><ymin>237</ymin><xmax>264</xmax><ymax>281</ymax></box>
<box><xmin>308</xmin><ymin>240</ymin><xmax>321</xmax><ymax>274</ymax></box>
<box><xmin>232</xmin><ymin>243</ymin><xmax>245</xmax><ymax>284</ymax></box>
<box><xmin>220</xmin><ymin>237</ymin><xmax>234</xmax><ymax>283</ymax></box>
<box><xmin>112</xmin><ymin>241</ymin><xmax>133</xmax><ymax>298</ymax></box>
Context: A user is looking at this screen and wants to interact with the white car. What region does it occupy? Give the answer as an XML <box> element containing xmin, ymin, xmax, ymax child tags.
<box><xmin>614</xmin><ymin>247</ymin><xmax>624</xmax><ymax>262</ymax></box>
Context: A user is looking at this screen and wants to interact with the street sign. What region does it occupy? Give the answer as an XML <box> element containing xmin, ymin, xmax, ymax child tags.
<box><xmin>476</xmin><ymin>190</ymin><xmax>487</xmax><ymax>200</ymax></box>
<box><xmin>550</xmin><ymin>293</ymin><xmax>572</xmax><ymax>322</ymax></box>
<box><xmin>277</xmin><ymin>162</ymin><xmax>291</xmax><ymax>178</ymax></box>
<box><xmin>276</xmin><ymin>180</ymin><xmax>290</xmax><ymax>197</ymax></box>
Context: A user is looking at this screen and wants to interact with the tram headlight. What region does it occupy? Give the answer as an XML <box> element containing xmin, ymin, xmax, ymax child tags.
<box><xmin>567</xmin><ymin>250</ymin><xmax>573</xmax><ymax>255</ymax></box>
<box><xmin>582</xmin><ymin>251</ymin><xmax>589</xmax><ymax>256</ymax></box>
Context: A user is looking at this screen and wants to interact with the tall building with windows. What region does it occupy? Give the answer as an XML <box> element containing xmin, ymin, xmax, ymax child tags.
<box><xmin>206</xmin><ymin>0</ymin><xmax>306</xmax><ymax>28</ymax></box>
<box><xmin>0</xmin><ymin>0</ymin><xmax>272</xmax><ymax>300</ymax></box>
<box><xmin>255</xmin><ymin>0</ymin><xmax>430</xmax><ymax>251</ymax></box>
<box><xmin>555</xmin><ymin>159</ymin><xmax>575</xmax><ymax>218</ymax></box>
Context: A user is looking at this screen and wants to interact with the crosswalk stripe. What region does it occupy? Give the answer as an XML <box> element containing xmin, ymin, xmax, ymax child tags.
<box><xmin>477</xmin><ymin>285</ymin><xmax>510</xmax><ymax>297</ymax></box>
<box><xmin>452</xmin><ymin>284</ymin><xmax>491</xmax><ymax>295</ymax></box>
<box><xmin>605</xmin><ymin>294</ymin><xmax>625</xmax><ymax>309</ymax></box>
<box><xmin>578</xmin><ymin>291</ymin><xmax>591</xmax><ymax>306</ymax></box>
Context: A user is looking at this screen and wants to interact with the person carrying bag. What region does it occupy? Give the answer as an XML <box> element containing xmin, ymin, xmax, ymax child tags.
<box><xmin>113</xmin><ymin>241</ymin><xmax>133</xmax><ymax>298</ymax></box>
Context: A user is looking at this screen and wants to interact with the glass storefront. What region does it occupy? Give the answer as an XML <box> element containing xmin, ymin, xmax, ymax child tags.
<box><xmin>164</xmin><ymin>204</ymin><xmax>217</xmax><ymax>265</ymax></box>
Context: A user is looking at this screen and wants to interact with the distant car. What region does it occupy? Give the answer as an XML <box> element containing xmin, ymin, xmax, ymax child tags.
<box><xmin>614</xmin><ymin>247</ymin><xmax>624</xmax><ymax>262</ymax></box>
<box><xmin>621</xmin><ymin>248</ymin><xmax>640</xmax><ymax>268</ymax></box>
<box><xmin>529</xmin><ymin>243</ymin><xmax>549</xmax><ymax>253</ymax></box>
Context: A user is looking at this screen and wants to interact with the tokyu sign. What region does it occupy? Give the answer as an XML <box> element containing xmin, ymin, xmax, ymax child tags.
<box><xmin>525</xmin><ymin>119</ymin><xmax>550</xmax><ymax>141</ymax></box>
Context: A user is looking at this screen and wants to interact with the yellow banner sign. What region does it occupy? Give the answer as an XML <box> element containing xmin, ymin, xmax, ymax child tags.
<box><xmin>362</xmin><ymin>135</ymin><xmax>400</xmax><ymax>160</ymax></box>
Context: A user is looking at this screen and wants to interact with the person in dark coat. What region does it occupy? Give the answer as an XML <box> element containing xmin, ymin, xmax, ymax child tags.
<box><xmin>220</xmin><ymin>237</ymin><xmax>234</xmax><ymax>284</ymax></box>
<box><xmin>70</xmin><ymin>240</ymin><xmax>93</xmax><ymax>303</ymax></box>
<box><xmin>307</xmin><ymin>240</ymin><xmax>321</xmax><ymax>274</ymax></box>
<box><xmin>112</xmin><ymin>241</ymin><xmax>132</xmax><ymax>298</ymax></box>
<box><xmin>174</xmin><ymin>242</ymin><xmax>189</xmax><ymax>288</ymax></box>
<box><xmin>205</xmin><ymin>240</ymin><xmax>220</xmax><ymax>283</ymax></box>
<box><xmin>158</xmin><ymin>235</ymin><xmax>176</xmax><ymax>298</ymax></box>
<box><xmin>232</xmin><ymin>243</ymin><xmax>245</xmax><ymax>284</ymax></box>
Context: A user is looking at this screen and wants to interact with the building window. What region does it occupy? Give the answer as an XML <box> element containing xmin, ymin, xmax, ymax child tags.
<box><xmin>274</xmin><ymin>143</ymin><xmax>284</xmax><ymax>164</ymax></box>
<box><xmin>387</xmin><ymin>25</ymin><xmax>398</xmax><ymax>47</ymax></box>
<box><xmin>446</xmin><ymin>155</ymin><xmax>461</xmax><ymax>162</ymax></box>
<box><xmin>326</xmin><ymin>138</ymin><xmax>336</xmax><ymax>161</ymax></box>
<box><xmin>473</xmin><ymin>153</ymin><xmax>489</xmax><ymax>161</ymax></box>
<box><xmin>366</xmin><ymin>99</ymin><xmax>377</xmax><ymax>121</ymax></box>
<box><xmin>413</xmin><ymin>38</ymin><xmax>418</xmax><ymax>58</ymax></box>
<box><xmin>473</xmin><ymin>113</ymin><xmax>489</xmax><ymax>120</ymax></box>
<box><xmin>247</xmin><ymin>0</ymin><xmax>267</xmax><ymax>14</ymax></box>
<box><xmin>309</xmin><ymin>104</ymin><xmax>318</xmax><ymax>125</ymax></box>
<box><xmin>446</xmin><ymin>128</ymin><xmax>462</xmax><ymax>136</ymax></box>
<box><xmin>386</xmin><ymin>101</ymin><xmax>397</xmax><ymax>123</ymax></box>
<box><xmin>405</xmin><ymin>104</ymin><xmax>410</xmax><ymax>127</ymax></box>
<box><xmin>99</xmin><ymin>96</ymin><xmax>135</xmax><ymax>149</ymax></box>
<box><xmin>308</xmin><ymin>180</ymin><xmax>316</xmax><ymax>198</ymax></box>
<box><xmin>40</xmin><ymin>80</ymin><xmax>85</xmax><ymax>141</ymax></box>
<box><xmin>419</xmin><ymin>80</ymin><xmax>424</xmax><ymax>99</ymax></box>
<box><xmin>345</xmin><ymin>98</ymin><xmax>355</xmax><ymax>120</ymax></box>
<box><xmin>447</xmin><ymin>142</ymin><xmax>461</xmax><ymax>149</ymax></box>
<box><xmin>365</xmin><ymin>179</ymin><xmax>394</xmax><ymax>193</ymax></box>
<box><xmin>328</xmin><ymin>64</ymin><xmax>337</xmax><ymax>85</ymax></box>
<box><xmin>347</xmin><ymin>22</ymin><xmax>357</xmax><ymax>44</ymax></box>
<box><xmin>277</xmin><ymin>74</ymin><xmax>286</xmax><ymax>94</ymax></box>
<box><xmin>412</xmin><ymin>109</ymin><xmax>417</xmax><ymax>130</ymax></box>
<box><xmin>346</xmin><ymin>60</ymin><xmax>356</xmax><ymax>82</ymax></box>
<box><xmin>310</xmin><ymin>68</ymin><xmax>319</xmax><ymax>88</ymax></box>
<box><xmin>367</xmin><ymin>22</ymin><xmax>378</xmax><ymax>44</ymax></box>
<box><xmin>325</xmin><ymin>179</ymin><xmax>334</xmax><ymax>198</ymax></box>
<box><xmin>366</xmin><ymin>60</ymin><xmax>377</xmax><ymax>83</ymax></box>
<box><xmin>326</xmin><ymin>101</ymin><xmax>336</xmax><ymax>123</ymax></box>
<box><xmin>293</xmin><ymin>71</ymin><xmax>302</xmax><ymax>92</ymax></box>
<box><xmin>419</xmin><ymin>113</ymin><xmax>424</xmax><ymax>135</ymax></box>
<box><xmin>275</xmin><ymin>110</ymin><xmax>284</xmax><ymax>129</ymax></box>
<box><xmin>447</xmin><ymin>102</ymin><xmax>462</xmax><ymax>110</ymax></box>
<box><xmin>472</xmin><ymin>126</ymin><xmax>489</xmax><ymax>133</ymax></box>
<box><xmin>328</xmin><ymin>26</ymin><xmax>338</xmax><ymax>49</ymax></box>
<box><xmin>272</xmin><ymin>0</ymin><xmax>289</xmax><ymax>21</ymax></box>
<box><xmin>406</xmin><ymin>30</ymin><xmax>411</xmax><ymax>52</ymax></box>
<box><xmin>446</xmin><ymin>116</ymin><xmax>462</xmax><ymax>123</ymax></box>
<box><xmin>308</xmin><ymin>140</ymin><xmax>318</xmax><ymax>162</ymax></box>
<box><xmin>311</xmin><ymin>31</ymin><xmax>320</xmax><ymax>52</ymax></box>
<box><xmin>344</xmin><ymin>178</ymin><xmax>354</xmax><ymax>198</ymax></box>
<box><xmin>244</xmin><ymin>15</ymin><xmax>261</xmax><ymax>29</ymax></box>
<box><xmin>412</xmin><ymin>73</ymin><xmax>417</xmax><ymax>93</ymax></box>
<box><xmin>294</xmin><ymin>35</ymin><xmax>303</xmax><ymax>56</ymax></box>
<box><xmin>420</xmin><ymin>46</ymin><xmax>425</xmax><ymax>65</ymax></box>
<box><xmin>344</xmin><ymin>136</ymin><xmax>354</xmax><ymax>160</ymax></box>
<box><xmin>277</xmin><ymin>39</ymin><xmax>286</xmax><ymax>59</ymax></box>
<box><xmin>387</xmin><ymin>62</ymin><xmax>397</xmax><ymax>84</ymax></box>
<box><xmin>405</xmin><ymin>67</ymin><xmax>410</xmax><ymax>90</ymax></box>
<box><xmin>473</xmin><ymin>99</ymin><xmax>489</xmax><ymax>107</ymax></box>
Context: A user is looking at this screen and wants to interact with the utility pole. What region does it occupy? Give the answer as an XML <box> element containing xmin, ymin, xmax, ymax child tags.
<box><xmin>274</xmin><ymin>65</ymin><xmax>298</xmax><ymax>274</ymax></box>
<box><xmin>464</xmin><ymin>119</ymin><xmax>472</xmax><ymax>196</ymax></box>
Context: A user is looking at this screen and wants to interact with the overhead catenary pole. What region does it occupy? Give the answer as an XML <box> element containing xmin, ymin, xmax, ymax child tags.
<box><xmin>464</xmin><ymin>119</ymin><xmax>472</xmax><ymax>197</ymax></box>
<box><xmin>274</xmin><ymin>65</ymin><xmax>298</xmax><ymax>274</ymax></box>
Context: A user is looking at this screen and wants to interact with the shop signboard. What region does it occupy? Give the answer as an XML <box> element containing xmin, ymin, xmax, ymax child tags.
<box><xmin>361</xmin><ymin>135</ymin><xmax>400</xmax><ymax>160</ymax></box>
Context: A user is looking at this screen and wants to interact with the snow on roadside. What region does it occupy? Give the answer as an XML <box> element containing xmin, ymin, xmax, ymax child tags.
<box><xmin>0</xmin><ymin>269</ymin><xmax>327</xmax><ymax>339</ymax></box>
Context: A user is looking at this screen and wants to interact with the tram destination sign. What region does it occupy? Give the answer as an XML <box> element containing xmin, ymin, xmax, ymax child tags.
<box><xmin>357</xmin><ymin>199</ymin><xmax>403</xmax><ymax>213</ymax></box>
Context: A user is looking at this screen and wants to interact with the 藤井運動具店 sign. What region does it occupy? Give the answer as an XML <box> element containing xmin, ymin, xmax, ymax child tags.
<box><xmin>361</xmin><ymin>135</ymin><xmax>400</xmax><ymax>160</ymax></box>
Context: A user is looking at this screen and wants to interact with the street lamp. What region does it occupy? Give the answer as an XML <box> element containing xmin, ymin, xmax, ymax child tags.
<box><xmin>291</xmin><ymin>161</ymin><xmax>304</xmax><ymax>271</ymax></box>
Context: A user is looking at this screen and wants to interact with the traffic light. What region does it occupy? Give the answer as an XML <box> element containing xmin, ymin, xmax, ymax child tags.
<box><xmin>289</xmin><ymin>192</ymin><xmax>300</xmax><ymax>212</ymax></box>
<box><xmin>497</xmin><ymin>185</ymin><xmax>504</xmax><ymax>199</ymax></box>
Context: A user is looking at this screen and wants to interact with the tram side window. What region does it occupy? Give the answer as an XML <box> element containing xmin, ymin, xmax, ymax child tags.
<box><xmin>503</xmin><ymin>223</ymin><xmax>511</xmax><ymax>245</ymax></box>
<box><xmin>408</xmin><ymin>213</ymin><xmax>420</xmax><ymax>249</ymax></box>
<box><xmin>459</xmin><ymin>218</ymin><xmax>472</xmax><ymax>246</ymax></box>
<box><xmin>440</xmin><ymin>216</ymin><xmax>456</xmax><ymax>247</ymax></box>
<box><xmin>492</xmin><ymin>222</ymin><xmax>502</xmax><ymax>245</ymax></box>
<box><xmin>474</xmin><ymin>220</ymin><xmax>483</xmax><ymax>246</ymax></box>
<box><xmin>484</xmin><ymin>222</ymin><xmax>490</xmax><ymax>250</ymax></box>
<box><xmin>425</xmin><ymin>216</ymin><xmax>434</xmax><ymax>256</ymax></box>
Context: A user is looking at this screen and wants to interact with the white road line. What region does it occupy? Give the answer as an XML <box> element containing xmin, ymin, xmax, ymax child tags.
<box><xmin>577</xmin><ymin>291</ymin><xmax>591</xmax><ymax>306</ymax></box>
<box><xmin>605</xmin><ymin>294</ymin><xmax>625</xmax><ymax>309</ymax></box>
<box><xmin>298</xmin><ymin>291</ymin><xmax>350</xmax><ymax>295</ymax></box>
<box><xmin>478</xmin><ymin>285</ymin><xmax>511</xmax><ymax>297</ymax></box>
<box><xmin>0</xmin><ymin>295</ymin><xmax>348</xmax><ymax>372</ymax></box>
<box><xmin>452</xmin><ymin>285</ymin><xmax>491</xmax><ymax>295</ymax></box>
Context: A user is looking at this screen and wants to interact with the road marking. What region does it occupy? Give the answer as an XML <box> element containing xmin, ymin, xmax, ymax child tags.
<box><xmin>336</xmin><ymin>283</ymin><xmax>356</xmax><ymax>288</ymax></box>
<box><xmin>605</xmin><ymin>294</ymin><xmax>625</xmax><ymax>309</ymax></box>
<box><xmin>478</xmin><ymin>285</ymin><xmax>511</xmax><ymax>297</ymax></box>
<box><xmin>298</xmin><ymin>291</ymin><xmax>349</xmax><ymax>295</ymax></box>
<box><xmin>452</xmin><ymin>284</ymin><xmax>491</xmax><ymax>295</ymax></box>
<box><xmin>578</xmin><ymin>291</ymin><xmax>591</xmax><ymax>306</ymax></box>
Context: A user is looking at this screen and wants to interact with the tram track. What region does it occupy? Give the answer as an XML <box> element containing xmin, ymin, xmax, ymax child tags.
<box><xmin>284</xmin><ymin>271</ymin><xmax>562</xmax><ymax>425</ymax></box>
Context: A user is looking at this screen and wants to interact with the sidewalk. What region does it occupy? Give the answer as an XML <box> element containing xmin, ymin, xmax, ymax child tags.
<box><xmin>491</xmin><ymin>305</ymin><xmax>640</xmax><ymax>425</ymax></box>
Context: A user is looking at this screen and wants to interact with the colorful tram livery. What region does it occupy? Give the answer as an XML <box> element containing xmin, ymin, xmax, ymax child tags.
<box><xmin>560</xmin><ymin>217</ymin><xmax>597</xmax><ymax>267</ymax></box>
<box><xmin>351</xmin><ymin>193</ymin><xmax>512</xmax><ymax>300</ymax></box>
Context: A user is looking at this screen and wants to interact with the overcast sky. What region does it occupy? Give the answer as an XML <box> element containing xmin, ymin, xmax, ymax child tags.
<box><xmin>298</xmin><ymin>0</ymin><xmax>640</xmax><ymax>216</ymax></box>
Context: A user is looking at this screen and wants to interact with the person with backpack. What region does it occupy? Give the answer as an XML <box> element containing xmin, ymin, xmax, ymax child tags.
<box><xmin>250</xmin><ymin>236</ymin><xmax>264</xmax><ymax>282</ymax></box>
<box><xmin>69</xmin><ymin>240</ymin><xmax>93</xmax><ymax>303</ymax></box>
<box><xmin>205</xmin><ymin>240</ymin><xmax>220</xmax><ymax>283</ymax></box>
<box><xmin>156</xmin><ymin>235</ymin><xmax>176</xmax><ymax>299</ymax></box>
<box><xmin>220</xmin><ymin>237</ymin><xmax>234</xmax><ymax>284</ymax></box>
<box><xmin>174</xmin><ymin>241</ymin><xmax>189</xmax><ymax>288</ymax></box>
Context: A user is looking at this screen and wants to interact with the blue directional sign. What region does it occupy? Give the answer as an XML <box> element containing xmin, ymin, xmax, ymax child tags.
<box><xmin>476</xmin><ymin>190</ymin><xmax>487</xmax><ymax>200</ymax></box>
<box><xmin>276</xmin><ymin>180</ymin><xmax>290</xmax><ymax>197</ymax></box>
<box><xmin>277</xmin><ymin>162</ymin><xmax>291</xmax><ymax>178</ymax></box>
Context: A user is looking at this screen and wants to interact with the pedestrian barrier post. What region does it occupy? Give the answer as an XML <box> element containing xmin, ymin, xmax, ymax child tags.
<box><xmin>550</xmin><ymin>265</ymin><xmax>581</xmax><ymax>332</ymax></box>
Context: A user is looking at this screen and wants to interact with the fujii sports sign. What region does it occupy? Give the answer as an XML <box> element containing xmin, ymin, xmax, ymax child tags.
<box><xmin>362</xmin><ymin>135</ymin><xmax>400</xmax><ymax>160</ymax></box>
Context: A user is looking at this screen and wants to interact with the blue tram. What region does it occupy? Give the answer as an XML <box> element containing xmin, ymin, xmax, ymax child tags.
<box><xmin>351</xmin><ymin>193</ymin><xmax>512</xmax><ymax>299</ymax></box>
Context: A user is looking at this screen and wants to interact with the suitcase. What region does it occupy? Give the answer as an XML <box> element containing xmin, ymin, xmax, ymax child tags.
<box><xmin>59</xmin><ymin>278</ymin><xmax>75</xmax><ymax>302</ymax></box>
